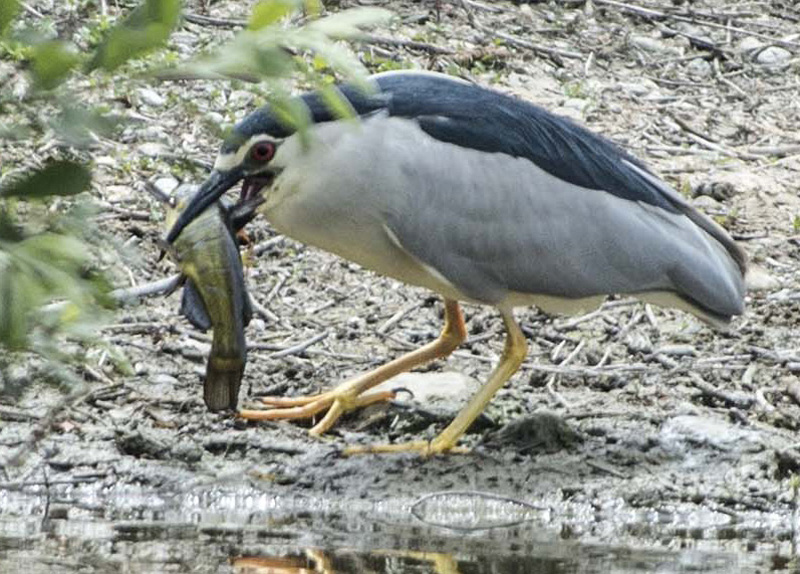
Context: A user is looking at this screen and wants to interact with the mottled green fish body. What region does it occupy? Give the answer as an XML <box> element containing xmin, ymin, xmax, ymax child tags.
<box><xmin>166</xmin><ymin>186</ymin><xmax>251</xmax><ymax>411</ymax></box>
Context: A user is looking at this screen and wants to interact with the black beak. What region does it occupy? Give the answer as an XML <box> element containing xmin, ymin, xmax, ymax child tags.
<box><xmin>166</xmin><ymin>169</ymin><xmax>242</xmax><ymax>243</ymax></box>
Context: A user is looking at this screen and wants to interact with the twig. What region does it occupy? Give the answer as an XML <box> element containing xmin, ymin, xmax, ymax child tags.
<box><xmin>377</xmin><ymin>302</ymin><xmax>422</xmax><ymax>335</ymax></box>
<box><xmin>111</xmin><ymin>275</ymin><xmax>182</xmax><ymax>304</ymax></box>
<box><xmin>183</xmin><ymin>12</ymin><xmax>245</xmax><ymax>28</ymax></box>
<box><xmin>359</xmin><ymin>34</ymin><xmax>454</xmax><ymax>55</ymax></box>
<box><xmin>479</xmin><ymin>27</ymin><xmax>583</xmax><ymax>60</ymax></box>
<box><xmin>448</xmin><ymin>0</ymin><xmax>509</xmax><ymax>12</ymax></box>
<box><xmin>250</xmin><ymin>332</ymin><xmax>328</xmax><ymax>359</ymax></box>
<box><xmin>249</xmin><ymin>296</ymin><xmax>283</xmax><ymax>325</ymax></box>
<box><xmin>586</xmin><ymin>458</ymin><xmax>629</xmax><ymax>479</ymax></box>
<box><xmin>20</xmin><ymin>2</ymin><xmax>44</xmax><ymax>18</ymax></box>
<box><xmin>593</xmin><ymin>0</ymin><xmax>800</xmax><ymax>49</ymax></box>
<box><xmin>687</xmin><ymin>372</ymin><xmax>754</xmax><ymax>409</ymax></box>
<box><xmin>252</xmin><ymin>236</ymin><xmax>285</xmax><ymax>257</ymax></box>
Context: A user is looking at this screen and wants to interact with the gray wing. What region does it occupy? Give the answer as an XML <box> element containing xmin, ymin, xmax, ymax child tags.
<box><xmin>378</xmin><ymin>120</ymin><xmax>745</xmax><ymax>322</ymax></box>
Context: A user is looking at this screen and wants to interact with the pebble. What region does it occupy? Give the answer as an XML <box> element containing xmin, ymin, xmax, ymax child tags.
<box><xmin>653</xmin><ymin>344</ymin><xmax>697</xmax><ymax>357</ymax></box>
<box><xmin>660</xmin><ymin>415</ymin><xmax>763</xmax><ymax>453</ymax></box>
<box><xmin>738</xmin><ymin>37</ymin><xmax>764</xmax><ymax>54</ymax></box>
<box><xmin>153</xmin><ymin>176</ymin><xmax>179</xmax><ymax>197</ymax></box>
<box><xmin>206</xmin><ymin>111</ymin><xmax>225</xmax><ymax>125</ymax></box>
<box><xmin>745</xmin><ymin>266</ymin><xmax>779</xmax><ymax>292</ymax></box>
<box><xmin>172</xmin><ymin>440</ymin><xmax>204</xmax><ymax>463</ymax></box>
<box><xmin>138</xmin><ymin>87</ymin><xmax>166</xmax><ymax>107</ymax></box>
<box><xmin>138</xmin><ymin>142</ymin><xmax>166</xmax><ymax>157</ymax></box>
<box><xmin>629</xmin><ymin>35</ymin><xmax>680</xmax><ymax>55</ymax></box>
<box><xmin>691</xmin><ymin>195</ymin><xmax>722</xmax><ymax>211</ymax></box>
<box><xmin>756</xmin><ymin>46</ymin><xmax>792</xmax><ymax>66</ymax></box>
<box><xmin>150</xmin><ymin>373</ymin><xmax>180</xmax><ymax>386</ymax></box>
<box><xmin>373</xmin><ymin>371</ymin><xmax>480</xmax><ymax>412</ymax></box>
<box><xmin>686</xmin><ymin>58</ymin><xmax>712</xmax><ymax>78</ymax></box>
<box><xmin>141</xmin><ymin>126</ymin><xmax>169</xmax><ymax>142</ymax></box>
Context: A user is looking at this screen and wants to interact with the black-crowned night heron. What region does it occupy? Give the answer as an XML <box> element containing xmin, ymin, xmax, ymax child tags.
<box><xmin>167</xmin><ymin>71</ymin><xmax>746</xmax><ymax>455</ymax></box>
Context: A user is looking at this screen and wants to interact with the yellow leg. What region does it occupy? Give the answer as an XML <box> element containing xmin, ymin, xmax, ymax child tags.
<box><xmin>239</xmin><ymin>299</ymin><xmax>467</xmax><ymax>436</ymax></box>
<box><xmin>344</xmin><ymin>308</ymin><xmax>527</xmax><ymax>456</ymax></box>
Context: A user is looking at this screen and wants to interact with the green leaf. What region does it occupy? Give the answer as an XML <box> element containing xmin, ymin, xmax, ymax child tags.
<box><xmin>305</xmin><ymin>7</ymin><xmax>390</xmax><ymax>39</ymax></box>
<box><xmin>158</xmin><ymin>34</ymin><xmax>294</xmax><ymax>82</ymax></box>
<box><xmin>88</xmin><ymin>0</ymin><xmax>181</xmax><ymax>72</ymax></box>
<box><xmin>249</xmin><ymin>0</ymin><xmax>298</xmax><ymax>31</ymax></box>
<box><xmin>0</xmin><ymin>0</ymin><xmax>19</xmax><ymax>36</ymax></box>
<box><xmin>50</xmin><ymin>105</ymin><xmax>119</xmax><ymax>147</ymax></box>
<box><xmin>317</xmin><ymin>84</ymin><xmax>356</xmax><ymax>120</ymax></box>
<box><xmin>29</xmin><ymin>40</ymin><xmax>81</xmax><ymax>90</ymax></box>
<box><xmin>15</xmin><ymin>233</ymin><xmax>89</xmax><ymax>272</ymax></box>
<box><xmin>0</xmin><ymin>265</ymin><xmax>44</xmax><ymax>349</ymax></box>
<box><xmin>1</xmin><ymin>161</ymin><xmax>91</xmax><ymax>199</ymax></box>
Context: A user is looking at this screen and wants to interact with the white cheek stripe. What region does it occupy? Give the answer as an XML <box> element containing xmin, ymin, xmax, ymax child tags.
<box><xmin>213</xmin><ymin>134</ymin><xmax>279</xmax><ymax>171</ymax></box>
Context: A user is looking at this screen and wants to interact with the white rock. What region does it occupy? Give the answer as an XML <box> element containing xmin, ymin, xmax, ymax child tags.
<box><xmin>373</xmin><ymin>371</ymin><xmax>480</xmax><ymax>409</ymax></box>
<box><xmin>692</xmin><ymin>195</ymin><xmax>722</xmax><ymax>210</ymax></box>
<box><xmin>138</xmin><ymin>87</ymin><xmax>166</xmax><ymax>107</ymax></box>
<box><xmin>629</xmin><ymin>35</ymin><xmax>680</xmax><ymax>55</ymax></box>
<box><xmin>738</xmin><ymin>37</ymin><xmax>764</xmax><ymax>54</ymax></box>
<box><xmin>686</xmin><ymin>58</ymin><xmax>712</xmax><ymax>78</ymax></box>
<box><xmin>660</xmin><ymin>415</ymin><xmax>762</xmax><ymax>453</ymax></box>
<box><xmin>150</xmin><ymin>373</ymin><xmax>179</xmax><ymax>386</ymax></box>
<box><xmin>745</xmin><ymin>265</ymin><xmax>780</xmax><ymax>292</ymax></box>
<box><xmin>206</xmin><ymin>111</ymin><xmax>225</xmax><ymax>125</ymax></box>
<box><xmin>757</xmin><ymin>46</ymin><xmax>792</xmax><ymax>66</ymax></box>
<box><xmin>153</xmin><ymin>176</ymin><xmax>179</xmax><ymax>196</ymax></box>
<box><xmin>141</xmin><ymin>126</ymin><xmax>169</xmax><ymax>142</ymax></box>
<box><xmin>138</xmin><ymin>142</ymin><xmax>166</xmax><ymax>157</ymax></box>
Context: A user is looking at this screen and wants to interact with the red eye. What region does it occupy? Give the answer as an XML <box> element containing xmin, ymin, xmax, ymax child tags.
<box><xmin>251</xmin><ymin>142</ymin><xmax>275</xmax><ymax>162</ymax></box>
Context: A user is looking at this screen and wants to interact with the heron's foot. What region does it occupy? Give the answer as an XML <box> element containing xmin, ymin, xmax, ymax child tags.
<box><xmin>343</xmin><ymin>438</ymin><xmax>471</xmax><ymax>457</ymax></box>
<box><xmin>238</xmin><ymin>381</ymin><xmax>396</xmax><ymax>436</ymax></box>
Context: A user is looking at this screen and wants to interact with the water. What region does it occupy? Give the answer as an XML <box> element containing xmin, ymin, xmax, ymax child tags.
<box><xmin>0</xmin><ymin>484</ymin><xmax>794</xmax><ymax>573</ymax></box>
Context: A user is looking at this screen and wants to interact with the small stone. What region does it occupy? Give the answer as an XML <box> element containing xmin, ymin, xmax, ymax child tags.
<box><xmin>153</xmin><ymin>177</ymin><xmax>179</xmax><ymax>197</ymax></box>
<box><xmin>482</xmin><ymin>411</ymin><xmax>583</xmax><ymax>454</ymax></box>
<box><xmin>626</xmin><ymin>332</ymin><xmax>653</xmax><ymax>354</ymax></box>
<box><xmin>660</xmin><ymin>415</ymin><xmax>763</xmax><ymax>453</ymax></box>
<box><xmin>691</xmin><ymin>195</ymin><xmax>722</xmax><ymax>211</ymax></box>
<box><xmin>693</xmin><ymin>181</ymin><xmax>736</xmax><ymax>201</ymax></box>
<box><xmin>738</xmin><ymin>37</ymin><xmax>764</xmax><ymax>54</ymax></box>
<box><xmin>116</xmin><ymin>429</ymin><xmax>170</xmax><ymax>459</ymax></box>
<box><xmin>138</xmin><ymin>88</ymin><xmax>166</xmax><ymax>107</ymax></box>
<box><xmin>653</xmin><ymin>344</ymin><xmax>697</xmax><ymax>357</ymax></box>
<box><xmin>141</xmin><ymin>126</ymin><xmax>169</xmax><ymax>142</ymax></box>
<box><xmin>171</xmin><ymin>440</ymin><xmax>203</xmax><ymax>463</ymax></box>
<box><xmin>138</xmin><ymin>142</ymin><xmax>166</xmax><ymax>157</ymax></box>
<box><xmin>756</xmin><ymin>46</ymin><xmax>792</xmax><ymax>66</ymax></box>
<box><xmin>617</xmin><ymin>81</ymin><xmax>654</xmax><ymax>97</ymax></box>
<box><xmin>374</xmin><ymin>371</ymin><xmax>480</xmax><ymax>414</ymax></box>
<box><xmin>686</xmin><ymin>58</ymin><xmax>712</xmax><ymax>78</ymax></box>
<box><xmin>745</xmin><ymin>266</ymin><xmax>779</xmax><ymax>292</ymax></box>
<box><xmin>629</xmin><ymin>35</ymin><xmax>680</xmax><ymax>55</ymax></box>
<box><xmin>150</xmin><ymin>373</ymin><xmax>179</xmax><ymax>386</ymax></box>
<box><xmin>205</xmin><ymin>111</ymin><xmax>224</xmax><ymax>125</ymax></box>
<box><xmin>228</xmin><ymin>90</ymin><xmax>254</xmax><ymax>107</ymax></box>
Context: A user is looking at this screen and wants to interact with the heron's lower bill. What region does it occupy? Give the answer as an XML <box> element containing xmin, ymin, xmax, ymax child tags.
<box><xmin>164</xmin><ymin>185</ymin><xmax>252</xmax><ymax>411</ymax></box>
<box><xmin>240</xmin><ymin>174</ymin><xmax>274</xmax><ymax>202</ymax></box>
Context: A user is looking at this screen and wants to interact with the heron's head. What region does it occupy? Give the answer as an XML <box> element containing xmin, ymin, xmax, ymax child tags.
<box><xmin>166</xmin><ymin>113</ymin><xmax>288</xmax><ymax>243</ymax></box>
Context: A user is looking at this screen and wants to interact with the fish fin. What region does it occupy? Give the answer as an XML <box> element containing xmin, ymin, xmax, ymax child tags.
<box><xmin>180</xmin><ymin>281</ymin><xmax>213</xmax><ymax>331</ymax></box>
<box><xmin>204</xmin><ymin>356</ymin><xmax>244</xmax><ymax>411</ymax></box>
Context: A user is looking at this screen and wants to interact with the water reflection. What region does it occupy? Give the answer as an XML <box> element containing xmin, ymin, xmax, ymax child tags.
<box><xmin>0</xmin><ymin>486</ymin><xmax>794</xmax><ymax>573</ymax></box>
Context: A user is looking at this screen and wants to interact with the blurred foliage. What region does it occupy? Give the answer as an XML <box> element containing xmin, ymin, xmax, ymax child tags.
<box><xmin>0</xmin><ymin>0</ymin><xmax>388</xmax><ymax>388</ymax></box>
